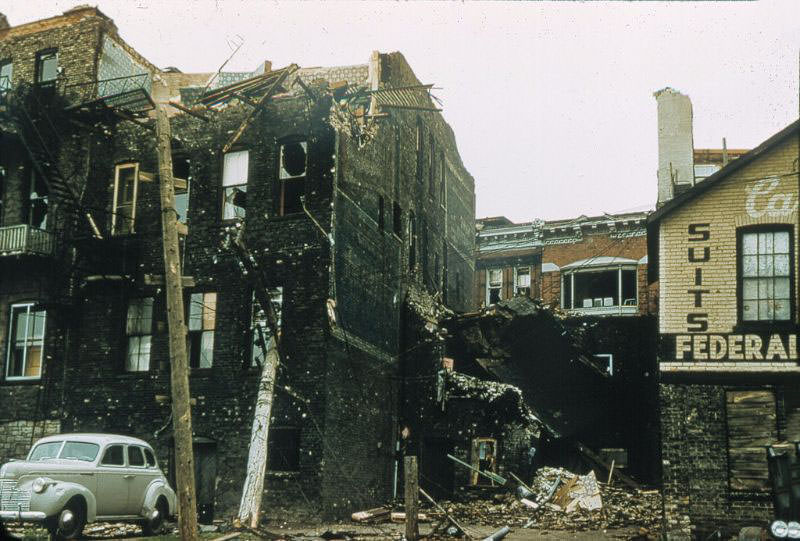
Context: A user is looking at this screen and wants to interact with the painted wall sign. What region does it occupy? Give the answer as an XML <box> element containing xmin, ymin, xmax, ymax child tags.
<box><xmin>746</xmin><ymin>178</ymin><xmax>798</xmax><ymax>219</ymax></box>
<box><xmin>662</xmin><ymin>333</ymin><xmax>799</xmax><ymax>362</ymax></box>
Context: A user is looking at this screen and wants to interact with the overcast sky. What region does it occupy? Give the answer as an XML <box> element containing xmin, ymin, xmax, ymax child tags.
<box><xmin>5</xmin><ymin>0</ymin><xmax>800</xmax><ymax>221</ymax></box>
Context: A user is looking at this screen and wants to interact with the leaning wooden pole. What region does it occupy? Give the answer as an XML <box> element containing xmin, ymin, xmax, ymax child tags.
<box><xmin>155</xmin><ymin>102</ymin><xmax>199</xmax><ymax>541</ymax></box>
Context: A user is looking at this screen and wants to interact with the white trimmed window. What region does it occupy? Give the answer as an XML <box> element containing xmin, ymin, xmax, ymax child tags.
<box><xmin>112</xmin><ymin>163</ymin><xmax>139</xmax><ymax>235</ymax></box>
<box><xmin>6</xmin><ymin>303</ymin><xmax>46</xmax><ymax>380</ymax></box>
<box><xmin>251</xmin><ymin>287</ymin><xmax>283</xmax><ymax>367</ymax></box>
<box><xmin>125</xmin><ymin>298</ymin><xmax>153</xmax><ymax>372</ymax></box>
<box><xmin>741</xmin><ymin>229</ymin><xmax>792</xmax><ymax>322</ymax></box>
<box><xmin>187</xmin><ymin>292</ymin><xmax>216</xmax><ymax>368</ymax></box>
<box><xmin>515</xmin><ymin>267</ymin><xmax>531</xmax><ymax>296</ymax></box>
<box><xmin>222</xmin><ymin>150</ymin><xmax>248</xmax><ymax>220</ymax></box>
<box><xmin>486</xmin><ymin>269</ymin><xmax>502</xmax><ymax>305</ymax></box>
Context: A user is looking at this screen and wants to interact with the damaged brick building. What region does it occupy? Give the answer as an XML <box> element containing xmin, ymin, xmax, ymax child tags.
<box><xmin>650</xmin><ymin>87</ymin><xmax>800</xmax><ymax>536</ymax></box>
<box><xmin>0</xmin><ymin>6</ymin><xmax>476</xmax><ymax>519</ymax></box>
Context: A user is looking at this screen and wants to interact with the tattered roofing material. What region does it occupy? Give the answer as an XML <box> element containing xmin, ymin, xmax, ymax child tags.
<box><xmin>195</xmin><ymin>64</ymin><xmax>299</xmax><ymax>108</ymax></box>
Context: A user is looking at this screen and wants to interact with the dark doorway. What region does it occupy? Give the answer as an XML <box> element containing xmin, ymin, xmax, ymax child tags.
<box><xmin>421</xmin><ymin>438</ymin><xmax>454</xmax><ymax>500</ymax></box>
<box><xmin>194</xmin><ymin>438</ymin><xmax>217</xmax><ymax>524</ymax></box>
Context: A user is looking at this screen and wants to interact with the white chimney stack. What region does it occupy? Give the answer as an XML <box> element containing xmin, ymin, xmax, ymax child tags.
<box><xmin>655</xmin><ymin>87</ymin><xmax>695</xmax><ymax>206</ymax></box>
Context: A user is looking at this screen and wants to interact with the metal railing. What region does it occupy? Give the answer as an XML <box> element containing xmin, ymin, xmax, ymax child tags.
<box><xmin>63</xmin><ymin>72</ymin><xmax>151</xmax><ymax>109</ymax></box>
<box><xmin>0</xmin><ymin>224</ymin><xmax>55</xmax><ymax>256</ymax></box>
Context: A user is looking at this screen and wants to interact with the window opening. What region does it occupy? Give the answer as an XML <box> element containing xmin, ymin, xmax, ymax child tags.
<box><xmin>393</xmin><ymin>201</ymin><xmax>402</xmax><ymax>238</ymax></box>
<box><xmin>487</xmin><ymin>269</ymin><xmax>502</xmax><ymax>305</ymax></box>
<box><xmin>268</xmin><ymin>427</ymin><xmax>300</xmax><ymax>472</ymax></box>
<box><xmin>112</xmin><ymin>163</ymin><xmax>139</xmax><ymax>235</ymax></box>
<box><xmin>100</xmin><ymin>445</ymin><xmax>125</xmax><ymax>466</ymax></box>
<box><xmin>562</xmin><ymin>266</ymin><xmax>637</xmax><ymax>310</ymax></box>
<box><xmin>187</xmin><ymin>292</ymin><xmax>216</xmax><ymax>368</ymax></box>
<box><xmin>741</xmin><ymin>229</ymin><xmax>792</xmax><ymax>322</ymax></box>
<box><xmin>278</xmin><ymin>141</ymin><xmax>307</xmax><ymax>216</ymax></box>
<box><xmin>125</xmin><ymin>297</ymin><xmax>153</xmax><ymax>372</ymax></box>
<box><xmin>144</xmin><ymin>448</ymin><xmax>156</xmax><ymax>467</ymax></box>
<box><xmin>222</xmin><ymin>150</ymin><xmax>248</xmax><ymax>220</ymax></box>
<box><xmin>251</xmin><ymin>287</ymin><xmax>283</xmax><ymax>367</ymax></box>
<box><xmin>6</xmin><ymin>303</ymin><xmax>45</xmax><ymax>380</ymax></box>
<box><xmin>515</xmin><ymin>267</ymin><xmax>531</xmax><ymax>297</ymax></box>
<box><xmin>128</xmin><ymin>446</ymin><xmax>145</xmax><ymax>467</ymax></box>
<box><xmin>173</xmin><ymin>155</ymin><xmax>191</xmax><ymax>224</ymax></box>
<box><xmin>35</xmin><ymin>49</ymin><xmax>58</xmax><ymax>85</ymax></box>
<box><xmin>28</xmin><ymin>170</ymin><xmax>48</xmax><ymax>229</ymax></box>
<box><xmin>594</xmin><ymin>353</ymin><xmax>614</xmax><ymax>376</ymax></box>
<box><xmin>0</xmin><ymin>60</ymin><xmax>11</xmax><ymax>92</ymax></box>
<box><xmin>470</xmin><ymin>438</ymin><xmax>498</xmax><ymax>486</ymax></box>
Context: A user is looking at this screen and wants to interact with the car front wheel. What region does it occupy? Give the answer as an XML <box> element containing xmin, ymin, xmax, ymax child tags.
<box><xmin>142</xmin><ymin>497</ymin><xmax>168</xmax><ymax>536</ymax></box>
<box><xmin>48</xmin><ymin>498</ymin><xmax>86</xmax><ymax>540</ymax></box>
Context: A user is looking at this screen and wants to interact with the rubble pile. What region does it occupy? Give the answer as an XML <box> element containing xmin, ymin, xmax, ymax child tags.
<box><xmin>432</xmin><ymin>467</ymin><xmax>661</xmax><ymax>532</ymax></box>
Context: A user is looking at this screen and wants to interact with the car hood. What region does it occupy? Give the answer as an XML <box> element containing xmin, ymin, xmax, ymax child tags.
<box><xmin>0</xmin><ymin>459</ymin><xmax>95</xmax><ymax>479</ymax></box>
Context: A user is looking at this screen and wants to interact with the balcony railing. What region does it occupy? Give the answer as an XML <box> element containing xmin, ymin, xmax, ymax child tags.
<box><xmin>0</xmin><ymin>225</ymin><xmax>54</xmax><ymax>256</ymax></box>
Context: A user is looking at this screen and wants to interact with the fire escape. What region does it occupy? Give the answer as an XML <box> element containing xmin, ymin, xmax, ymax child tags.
<box><xmin>0</xmin><ymin>72</ymin><xmax>153</xmax><ymax>258</ymax></box>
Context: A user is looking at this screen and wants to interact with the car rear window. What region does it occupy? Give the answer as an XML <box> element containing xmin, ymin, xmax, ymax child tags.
<box><xmin>59</xmin><ymin>442</ymin><xmax>100</xmax><ymax>462</ymax></box>
<box><xmin>144</xmin><ymin>448</ymin><xmax>156</xmax><ymax>467</ymax></box>
<box><xmin>100</xmin><ymin>444</ymin><xmax>125</xmax><ymax>466</ymax></box>
<box><xmin>28</xmin><ymin>441</ymin><xmax>63</xmax><ymax>461</ymax></box>
<box><xmin>128</xmin><ymin>446</ymin><xmax>145</xmax><ymax>467</ymax></box>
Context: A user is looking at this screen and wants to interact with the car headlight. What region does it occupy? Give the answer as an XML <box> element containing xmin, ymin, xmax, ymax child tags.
<box><xmin>32</xmin><ymin>477</ymin><xmax>47</xmax><ymax>493</ymax></box>
<box><xmin>787</xmin><ymin>521</ymin><xmax>800</xmax><ymax>539</ymax></box>
<box><xmin>772</xmin><ymin>520</ymin><xmax>789</xmax><ymax>539</ymax></box>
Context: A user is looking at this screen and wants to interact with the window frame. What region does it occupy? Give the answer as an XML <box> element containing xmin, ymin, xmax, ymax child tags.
<box><xmin>277</xmin><ymin>139</ymin><xmax>308</xmax><ymax>217</ymax></box>
<box><xmin>561</xmin><ymin>265</ymin><xmax>638</xmax><ymax>312</ymax></box>
<box><xmin>486</xmin><ymin>268</ymin><xmax>503</xmax><ymax>306</ymax></box>
<box><xmin>221</xmin><ymin>150</ymin><xmax>249</xmax><ymax>221</ymax></box>
<box><xmin>0</xmin><ymin>59</ymin><xmax>12</xmax><ymax>92</ymax></box>
<box><xmin>100</xmin><ymin>444</ymin><xmax>126</xmax><ymax>467</ymax></box>
<box><xmin>514</xmin><ymin>266</ymin><xmax>531</xmax><ymax>297</ymax></box>
<box><xmin>27</xmin><ymin>169</ymin><xmax>49</xmax><ymax>230</ymax></box>
<box><xmin>35</xmin><ymin>49</ymin><xmax>58</xmax><ymax>85</ymax></box>
<box><xmin>5</xmin><ymin>302</ymin><xmax>46</xmax><ymax>381</ymax></box>
<box><xmin>111</xmin><ymin>162</ymin><xmax>140</xmax><ymax>235</ymax></box>
<box><xmin>736</xmin><ymin>225</ymin><xmax>795</xmax><ymax>327</ymax></box>
<box><xmin>186</xmin><ymin>291</ymin><xmax>216</xmax><ymax>369</ymax></box>
<box><xmin>124</xmin><ymin>297</ymin><xmax>154</xmax><ymax>372</ymax></box>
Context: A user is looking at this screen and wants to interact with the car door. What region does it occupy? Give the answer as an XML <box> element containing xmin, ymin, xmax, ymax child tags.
<box><xmin>95</xmin><ymin>444</ymin><xmax>130</xmax><ymax>516</ymax></box>
<box><xmin>125</xmin><ymin>445</ymin><xmax>157</xmax><ymax>514</ymax></box>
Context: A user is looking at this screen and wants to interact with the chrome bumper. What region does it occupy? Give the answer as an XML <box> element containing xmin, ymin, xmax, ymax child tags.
<box><xmin>0</xmin><ymin>509</ymin><xmax>47</xmax><ymax>521</ymax></box>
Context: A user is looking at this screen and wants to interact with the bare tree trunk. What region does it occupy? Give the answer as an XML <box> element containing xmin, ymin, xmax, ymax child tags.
<box><xmin>238</xmin><ymin>336</ymin><xmax>278</xmax><ymax>527</ymax></box>
<box><xmin>155</xmin><ymin>103</ymin><xmax>198</xmax><ymax>541</ymax></box>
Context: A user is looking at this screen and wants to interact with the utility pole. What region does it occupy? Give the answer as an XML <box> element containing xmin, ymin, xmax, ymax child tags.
<box><xmin>404</xmin><ymin>456</ymin><xmax>419</xmax><ymax>541</ymax></box>
<box><xmin>155</xmin><ymin>101</ymin><xmax>199</xmax><ymax>541</ymax></box>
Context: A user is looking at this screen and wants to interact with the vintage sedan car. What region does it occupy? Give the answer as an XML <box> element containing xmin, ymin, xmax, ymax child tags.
<box><xmin>0</xmin><ymin>433</ymin><xmax>176</xmax><ymax>539</ymax></box>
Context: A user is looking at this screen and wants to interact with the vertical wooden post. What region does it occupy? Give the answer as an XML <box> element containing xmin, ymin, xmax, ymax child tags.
<box><xmin>404</xmin><ymin>456</ymin><xmax>419</xmax><ymax>541</ymax></box>
<box><xmin>155</xmin><ymin>103</ymin><xmax>198</xmax><ymax>541</ymax></box>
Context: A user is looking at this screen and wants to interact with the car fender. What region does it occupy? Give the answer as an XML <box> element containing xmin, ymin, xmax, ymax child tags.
<box><xmin>142</xmin><ymin>479</ymin><xmax>176</xmax><ymax>518</ymax></box>
<box><xmin>23</xmin><ymin>479</ymin><xmax>98</xmax><ymax>522</ymax></box>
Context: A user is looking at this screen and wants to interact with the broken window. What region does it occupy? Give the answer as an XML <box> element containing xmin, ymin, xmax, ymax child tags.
<box><xmin>125</xmin><ymin>297</ymin><xmax>153</xmax><ymax>372</ymax></box>
<box><xmin>377</xmin><ymin>195</ymin><xmax>385</xmax><ymax>233</ymax></box>
<box><xmin>278</xmin><ymin>141</ymin><xmax>307</xmax><ymax>216</ymax></box>
<box><xmin>0</xmin><ymin>60</ymin><xmax>12</xmax><ymax>92</ymax></box>
<box><xmin>222</xmin><ymin>150</ymin><xmax>248</xmax><ymax>220</ymax></box>
<box><xmin>726</xmin><ymin>390</ymin><xmax>775</xmax><ymax>492</ymax></box>
<box><xmin>470</xmin><ymin>438</ymin><xmax>498</xmax><ymax>485</ymax></box>
<box><xmin>486</xmin><ymin>269</ymin><xmax>503</xmax><ymax>305</ymax></box>
<box><xmin>187</xmin><ymin>292</ymin><xmax>216</xmax><ymax>369</ymax></box>
<box><xmin>268</xmin><ymin>427</ymin><xmax>300</xmax><ymax>472</ymax></box>
<box><xmin>5</xmin><ymin>303</ymin><xmax>45</xmax><ymax>380</ymax></box>
<box><xmin>561</xmin><ymin>266</ymin><xmax>637</xmax><ymax>311</ymax></box>
<box><xmin>251</xmin><ymin>287</ymin><xmax>283</xmax><ymax>367</ymax></box>
<box><xmin>408</xmin><ymin>211</ymin><xmax>417</xmax><ymax>271</ymax></box>
<box><xmin>112</xmin><ymin>163</ymin><xmax>139</xmax><ymax>235</ymax></box>
<box><xmin>28</xmin><ymin>170</ymin><xmax>48</xmax><ymax>230</ymax></box>
<box><xmin>173</xmin><ymin>155</ymin><xmax>191</xmax><ymax>225</ymax></box>
<box><xmin>515</xmin><ymin>267</ymin><xmax>531</xmax><ymax>297</ymax></box>
<box><xmin>740</xmin><ymin>228</ymin><xmax>792</xmax><ymax>322</ymax></box>
<box><xmin>393</xmin><ymin>201</ymin><xmax>402</xmax><ymax>238</ymax></box>
<box><xmin>35</xmin><ymin>49</ymin><xmax>58</xmax><ymax>85</ymax></box>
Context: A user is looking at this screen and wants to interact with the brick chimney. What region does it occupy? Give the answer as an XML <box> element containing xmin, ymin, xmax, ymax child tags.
<box><xmin>654</xmin><ymin>87</ymin><xmax>695</xmax><ymax>206</ymax></box>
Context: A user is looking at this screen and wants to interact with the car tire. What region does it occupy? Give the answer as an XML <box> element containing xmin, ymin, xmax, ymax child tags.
<box><xmin>142</xmin><ymin>497</ymin><xmax>168</xmax><ymax>536</ymax></box>
<box><xmin>48</xmin><ymin>498</ymin><xmax>86</xmax><ymax>540</ymax></box>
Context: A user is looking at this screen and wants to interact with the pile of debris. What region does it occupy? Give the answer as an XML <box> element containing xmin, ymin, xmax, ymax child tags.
<box><xmin>351</xmin><ymin>466</ymin><xmax>661</xmax><ymax>534</ymax></box>
<box><xmin>440</xmin><ymin>466</ymin><xmax>661</xmax><ymax>531</ymax></box>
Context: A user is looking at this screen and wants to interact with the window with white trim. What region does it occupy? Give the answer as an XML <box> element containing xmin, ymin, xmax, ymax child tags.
<box><xmin>112</xmin><ymin>163</ymin><xmax>139</xmax><ymax>235</ymax></box>
<box><xmin>35</xmin><ymin>49</ymin><xmax>58</xmax><ymax>85</ymax></box>
<box><xmin>740</xmin><ymin>229</ymin><xmax>792</xmax><ymax>322</ymax></box>
<box><xmin>6</xmin><ymin>303</ymin><xmax>46</xmax><ymax>380</ymax></box>
<box><xmin>125</xmin><ymin>298</ymin><xmax>153</xmax><ymax>372</ymax></box>
<box><xmin>515</xmin><ymin>267</ymin><xmax>531</xmax><ymax>297</ymax></box>
<box><xmin>222</xmin><ymin>150</ymin><xmax>248</xmax><ymax>220</ymax></box>
<box><xmin>187</xmin><ymin>292</ymin><xmax>216</xmax><ymax>368</ymax></box>
<box><xmin>251</xmin><ymin>287</ymin><xmax>283</xmax><ymax>367</ymax></box>
<box><xmin>0</xmin><ymin>60</ymin><xmax>12</xmax><ymax>92</ymax></box>
<box><xmin>486</xmin><ymin>269</ymin><xmax>502</xmax><ymax>305</ymax></box>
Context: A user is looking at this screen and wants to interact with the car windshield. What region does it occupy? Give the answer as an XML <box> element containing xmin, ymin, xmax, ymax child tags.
<box><xmin>28</xmin><ymin>441</ymin><xmax>63</xmax><ymax>461</ymax></box>
<box><xmin>59</xmin><ymin>442</ymin><xmax>100</xmax><ymax>462</ymax></box>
